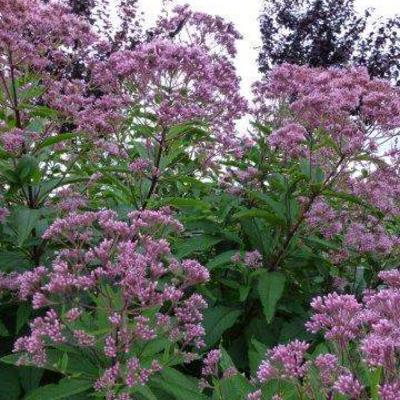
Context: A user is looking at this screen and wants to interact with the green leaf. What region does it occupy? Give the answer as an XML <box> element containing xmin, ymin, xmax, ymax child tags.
<box><xmin>24</xmin><ymin>379</ymin><xmax>91</xmax><ymax>400</ymax></box>
<box><xmin>258</xmin><ymin>271</ymin><xmax>286</xmax><ymax>323</ymax></box>
<box><xmin>314</xmin><ymin>166</ymin><xmax>325</xmax><ymax>184</ymax></box>
<box><xmin>0</xmin><ymin>320</ymin><xmax>9</xmax><ymax>337</ymax></box>
<box><xmin>175</xmin><ymin>235</ymin><xmax>223</xmax><ymax>258</ymax></box>
<box><xmin>249</xmin><ymin>192</ymin><xmax>287</xmax><ymax>221</ymax></box>
<box><xmin>0</xmin><ymin>365</ymin><xmax>21</xmax><ymax>400</ymax></box>
<box><xmin>279</xmin><ymin>318</ymin><xmax>312</xmax><ymax>343</ymax></box>
<box><xmin>1</xmin><ymin>354</ymin><xmax>20</xmax><ymax>366</ymax></box>
<box><xmin>0</xmin><ymin>250</ymin><xmax>30</xmax><ymax>271</ymax></box>
<box><xmin>141</xmin><ymin>338</ymin><xmax>170</xmax><ymax>358</ymax></box>
<box><xmin>167</xmin><ymin>123</ymin><xmax>208</xmax><ymax>142</ymax></box>
<box><xmin>304</xmin><ymin>236</ymin><xmax>340</xmax><ymax>251</ymax></box>
<box><xmin>27</xmin><ymin>105</ymin><xmax>57</xmax><ymax>118</ymax></box>
<box><xmin>16</xmin><ymin>303</ymin><xmax>31</xmax><ymax>334</ymax></box>
<box><xmin>204</xmin><ymin>306</ymin><xmax>242</xmax><ymax>347</ymax></box>
<box><xmin>262</xmin><ymin>379</ymin><xmax>298</xmax><ymax>400</ymax></box>
<box><xmin>17</xmin><ymin>155</ymin><xmax>41</xmax><ymax>183</ymax></box>
<box><xmin>39</xmin><ymin>133</ymin><xmax>78</xmax><ymax>149</ymax></box>
<box><xmin>130</xmin><ymin>385</ymin><xmax>158</xmax><ymax>400</ymax></box>
<box><xmin>2</xmin><ymin>350</ymin><xmax>97</xmax><ymax>378</ymax></box>
<box><xmin>219</xmin><ymin>348</ymin><xmax>253</xmax><ymax>399</ymax></box>
<box><xmin>240</xmin><ymin>218</ymin><xmax>274</xmax><ymax>258</ymax></box>
<box><xmin>369</xmin><ymin>367</ymin><xmax>382</xmax><ymax>400</ymax></box>
<box><xmin>207</xmin><ymin>250</ymin><xmax>237</xmax><ymax>270</ymax></box>
<box><xmin>18</xmin><ymin>367</ymin><xmax>43</xmax><ymax>394</ymax></box>
<box><xmin>162</xmin><ymin>198</ymin><xmax>210</xmax><ymax>211</ymax></box>
<box><xmin>152</xmin><ymin>368</ymin><xmax>207</xmax><ymax>400</ymax></box>
<box><xmin>323</xmin><ymin>189</ymin><xmax>371</xmax><ymax>209</ymax></box>
<box><xmin>10</xmin><ymin>207</ymin><xmax>41</xmax><ymax>246</ymax></box>
<box><xmin>299</xmin><ymin>159</ymin><xmax>312</xmax><ymax>179</ymax></box>
<box><xmin>248</xmin><ymin>339</ymin><xmax>267</xmax><ymax>375</ymax></box>
<box><xmin>233</xmin><ymin>209</ymin><xmax>285</xmax><ymax>226</ymax></box>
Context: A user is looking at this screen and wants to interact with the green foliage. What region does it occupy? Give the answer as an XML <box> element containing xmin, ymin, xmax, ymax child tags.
<box><xmin>257</xmin><ymin>272</ymin><xmax>286</xmax><ymax>323</ymax></box>
<box><xmin>23</xmin><ymin>379</ymin><xmax>91</xmax><ymax>400</ymax></box>
<box><xmin>0</xmin><ymin>27</ymin><xmax>399</xmax><ymax>400</ymax></box>
<box><xmin>203</xmin><ymin>306</ymin><xmax>242</xmax><ymax>348</ymax></box>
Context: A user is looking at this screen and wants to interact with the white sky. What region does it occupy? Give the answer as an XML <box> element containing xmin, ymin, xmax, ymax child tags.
<box><xmin>134</xmin><ymin>0</ymin><xmax>400</xmax><ymax>99</ymax></box>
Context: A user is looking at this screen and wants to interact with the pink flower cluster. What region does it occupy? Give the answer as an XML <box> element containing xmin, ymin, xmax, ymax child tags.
<box><xmin>201</xmin><ymin>349</ymin><xmax>221</xmax><ymax>377</ymax></box>
<box><xmin>154</xmin><ymin>4</ymin><xmax>242</xmax><ymax>58</ymax></box>
<box><xmin>12</xmin><ymin>208</ymin><xmax>210</xmax><ymax>397</ymax></box>
<box><xmin>267</xmin><ymin>123</ymin><xmax>308</xmax><ymax>159</ymax></box>
<box><xmin>344</xmin><ymin>221</ymin><xmax>396</xmax><ymax>255</ymax></box>
<box><xmin>256</xmin><ymin>340</ymin><xmax>310</xmax><ymax>382</ymax></box>
<box><xmin>249</xmin><ymin>270</ymin><xmax>400</xmax><ymax>398</ymax></box>
<box><xmin>0</xmin><ymin>0</ymin><xmax>128</xmax><ymax>154</ymax></box>
<box><xmin>0</xmin><ymin>128</ymin><xmax>25</xmax><ymax>154</ymax></box>
<box><xmin>306</xmin><ymin>198</ymin><xmax>343</xmax><ymax>239</ymax></box>
<box><xmin>93</xmin><ymin>38</ymin><xmax>247</xmax><ymax>149</ymax></box>
<box><xmin>254</xmin><ymin>64</ymin><xmax>400</xmax><ymax>140</ymax></box>
<box><xmin>305</xmin><ymin>292</ymin><xmax>363</xmax><ymax>344</ymax></box>
<box><xmin>232</xmin><ymin>250</ymin><xmax>263</xmax><ymax>269</ymax></box>
<box><xmin>350</xmin><ymin>166</ymin><xmax>400</xmax><ymax>216</ymax></box>
<box><xmin>360</xmin><ymin>270</ymin><xmax>400</xmax><ymax>372</ymax></box>
<box><xmin>252</xmin><ymin>64</ymin><xmax>400</xmax><ymax>192</ymax></box>
<box><xmin>89</xmin><ymin>4</ymin><xmax>248</xmax><ymax>161</ymax></box>
<box><xmin>0</xmin><ymin>0</ymin><xmax>95</xmax><ymax>71</ymax></box>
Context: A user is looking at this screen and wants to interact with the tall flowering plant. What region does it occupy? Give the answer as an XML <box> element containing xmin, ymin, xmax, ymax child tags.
<box><xmin>0</xmin><ymin>0</ymin><xmax>125</xmax><ymax>273</ymax></box>
<box><xmin>174</xmin><ymin>64</ymin><xmax>400</xmax><ymax>380</ymax></box>
<box><xmin>5</xmin><ymin>208</ymin><xmax>209</xmax><ymax>399</ymax></box>
<box><xmin>80</xmin><ymin>3</ymin><xmax>248</xmax><ymax>212</ymax></box>
<box><xmin>242</xmin><ymin>64</ymin><xmax>400</xmax><ymax>271</ymax></box>
<box><xmin>0</xmin><ymin>0</ymin><xmax>400</xmax><ymax>399</ymax></box>
<box><xmin>202</xmin><ymin>269</ymin><xmax>400</xmax><ymax>399</ymax></box>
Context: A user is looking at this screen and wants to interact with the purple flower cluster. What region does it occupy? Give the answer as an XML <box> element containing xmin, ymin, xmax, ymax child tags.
<box><xmin>306</xmin><ymin>292</ymin><xmax>363</xmax><ymax>345</ymax></box>
<box><xmin>267</xmin><ymin>123</ymin><xmax>308</xmax><ymax>159</ymax></box>
<box><xmin>201</xmin><ymin>349</ymin><xmax>221</xmax><ymax>377</ymax></box>
<box><xmin>0</xmin><ymin>0</ymin><xmax>95</xmax><ymax>72</ymax></box>
<box><xmin>254</xmin><ymin>64</ymin><xmax>400</xmax><ymax>145</ymax></box>
<box><xmin>12</xmin><ymin>208</ymin><xmax>209</xmax><ymax>397</ymax></box>
<box><xmin>96</xmin><ymin>39</ymin><xmax>247</xmax><ymax>146</ymax></box>
<box><xmin>257</xmin><ymin>340</ymin><xmax>310</xmax><ymax>383</ymax></box>
<box><xmin>231</xmin><ymin>250</ymin><xmax>263</xmax><ymax>269</ymax></box>
<box><xmin>250</xmin><ymin>270</ymin><xmax>400</xmax><ymax>398</ymax></box>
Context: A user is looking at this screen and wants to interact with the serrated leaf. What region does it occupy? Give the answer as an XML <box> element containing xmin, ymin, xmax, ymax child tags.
<box><xmin>17</xmin><ymin>155</ymin><xmax>41</xmax><ymax>183</ymax></box>
<box><xmin>10</xmin><ymin>207</ymin><xmax>41</xmax><ymax>246</ymax></box>
<box><xmin>219</xmin><ymin>348</ymin><xmax>253</xmax><ymax>399</ymax></box>
<box><xmin>233</xmin><ymin>209</ymin><xmax>285</xmax><ymax>226</ymax></box>
<box><xmin>152</xmin><ymin>368</ymin><xmax>207</xmax><ymax>400</ymax></box>
<box><xmin>16</xmin><ymin>303</ymin><xmax>31</xmax><ymax>334</ymax></box>
<box><xmin>204</xmin><ymin>306</ymin><xmax>242</xmax><ymax>347</ymax></box>
<box><xmin>304</xmin><ymin>236</ymin><xmax>340</xmax><ymax>251</ymax></box>
<box><xmin>18</xmin><ymin>367</ymin><xmax>43</xmax><ymax>394</ymax></box>
<box><xmin>2</xmin><ymin>350</ymin><xmax>97</xmax><ymax>378</ymax></box>
<box><xmin>163</xmin><ymin>198</ymin><xmax>210</xmax><ymax>211</ymax></box>
<box><xmin>370</xmin><ymin>367</ymin><xmax>382</xmax><ymax>400</ymax></box>
<box><xmin>0</xmin><ymin>320</ymin><xmax>9</xmax><ymax>337</ymax></box>
<box><xmin>258</xmin><ymin>271</ymin><xmax>286</xmax><ymax>323</ymax></box>
<box><xmin>24</xmin><ymin>379</ymin><xmax>91</xmax><ymax>400</ymax></box>
<box><xmin>248</xmin><ymin>339</ymin><xmax>267</xmax><ymax>375</ymax></box>
<box><xmin>175</xmin><ymin>235</ymin><xmax>222</xmax><ymax>258</ymax></box>
<box><xmin>0</xmin><ymin>365</ymin><xmax>21</xmax><ymax>400</ymax></box>
<box><xmin>39</xmin><ymin>133</ymin><xmax>78</xmax><ymax>149</ymax></box>
<box><xmin>0</xmin><ymin>250</ymin><xmax>31</xmax><ymax>271</ymax></box>
<box><xmin>130</xmin><ymin>385</ymin><xmax>158</xmax><ymax>400</ymax></box>
<box><xmin>207</xmin><ymin>250</ymin><xmax>237</xmax><ymax>270</ymax></box>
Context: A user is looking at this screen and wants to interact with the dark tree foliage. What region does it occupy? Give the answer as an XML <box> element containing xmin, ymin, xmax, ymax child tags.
<box><xmin>41</xmin><ymin>0</ymin><xmax>97</xmax><ymax>23</ymax></box>
<box><xmin>66</xmin><ymin>0</ymin><xmax>96</xmax><ymax>21</ymax></box>
<box><xmin>259</xmin><ymin>0</ymin><xmax>400</xmax><ymax>84</ymax></box>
